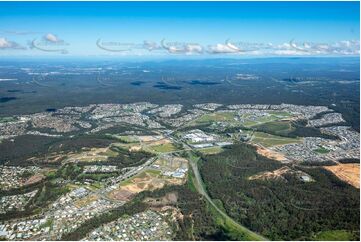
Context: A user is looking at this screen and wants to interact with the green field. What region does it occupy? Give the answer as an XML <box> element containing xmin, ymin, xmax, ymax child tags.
<box><xmin>0</xmin><ymin>116</ymin><xmax>17</xmax><ymax>123</ymax></box>
<box><xmin>251</xmin><ymin>131</ymin><xmax>301</xmax><ymax>147</ymax></box>
<box><xmin>313</xmin><ymin>146</ymin><xmax>330</xmax><ymax>154</ymax></box>
<box><xmin>77</xmin><ymin>173</ymin><xmax>117</xmax><ymax>181</ymax></box>
<box><xmin>145</xmin><ymin>169</ymin><xmax>162</xmax><ymax>176</ymax></box>
<box><xmin>312</xmin><ymin>230</ymin><xmax>358</xmax><ymax>241</ymax></box>
<box><xmin>149</xmin><ymin>143</ymin><xmax>177</xmax><ymax>153</ymax></box>
<box><xmin>197</xmin><ymin>146</ymin><xmax>224</xmax><ymax>154</ymax></box>
<box><xmin>106</xmin><ymin>134</ymin><xmax>138</xmax><ymax>143</ymax></box>
<box><xmin>99</xmin><ymin>147</ymin><xmax>119</xmax><ymax>157</ymax></box>
<box><xmin>241</xmin><ymin>111</ymin><xmax>293</xmax><ymax>128</ymax></box>
<box><xmin>252</xmin><ymin>120</ymin><xmax>293</xmax><ymax>134</ymax></box>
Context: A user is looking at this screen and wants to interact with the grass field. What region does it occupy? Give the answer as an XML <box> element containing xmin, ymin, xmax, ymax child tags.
<box><xmin>78</xmin><ymin>173</ymin><xmax>116</xmax><ymax>181</ymax></box>
<box><xmin>313</xmin><ymin>146</ymin><xmax>330</xmax><ymax>154</ymax></box>
<box><xmin>149</xmin><ymin>143</ymin><xmax>177</xmax><ymax>153</ymax></box>
<box><xmin>312</xmin><ymin>230</ymin><xmax>358</xmax><ymax>241</ymax></box>
<box><xmin>241</xmin><ymin>111</ymin><xmax>293</xmax><ymax>129</ymax></box>
<box><xmin>107</xmin><ymin>134</ymin><xmax>138</xmax><ymax>143</ymax></box>
<box><xmin>197</xmin><ymin>146</ymin><xmax>224</xmax><ymax>154</ymax></box>
<box><xmin>253</xmin><ymin>120</ymin><xmax>293</xmax><ymax>133</ymax></box>
<box><xmin>144</xmin><ymin>169</ymin><xmax>162</xmax><ymax>176</ymax></box>
<box><xmin>190</xmin><ymin>112</ymin><xmax>237</xmax><ymax>126</ymax></box>
<box><xmin>0</xmin><ymin>117</ymin><xmax>18</xmax><ymax>123</ymax></box>
<box><xmin>251</xmin><ymin>131</ymin><xmax>301</xmax><ymax>147</ymax></box>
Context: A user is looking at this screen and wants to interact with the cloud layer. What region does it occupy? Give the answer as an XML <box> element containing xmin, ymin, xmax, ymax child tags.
<box><xmin>0</xmin><ymin>37</ymin><xmax>25</xmax><ymax>50</ymax></box>
<box><xmin>0</xmin><ymin>31</ymin><xmax>359</xmax><ymax>56</ymax></box>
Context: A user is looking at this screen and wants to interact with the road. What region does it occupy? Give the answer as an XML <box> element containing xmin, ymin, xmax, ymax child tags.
<box><xmin>165</xmin><ymin>132</ymin><xmax>267</xmax><ymax>241</ymax></box>
<box><xmin>188</xmin><ymin>153</ymin><xmax>267</xmax><ymax>241</ymax></box>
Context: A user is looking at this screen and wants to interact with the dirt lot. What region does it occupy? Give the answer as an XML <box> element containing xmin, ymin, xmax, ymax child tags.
<box><xmin>108</xmin><ymin>170</ymin><xmax>184</xmax><ymax>202</ymax></box>
<box><xmin>24</xmin><ymin>173</ymin><xmax>45</xmax><ymax>185</ymax></box>
<box><xmin>324</xmin><ymin>163</ymin><xmax>360</xmax><ymax>189</ymax></box>
<box><xmin>144</xmin><ymin>192</ymin><xmax>178</xmax><ymax>207</ymax></box>
<box><xmin>109</xmin><ymin>189</ymin><xmax>135</xmax><ymax>201</ymax></box>
<box><xmin>147</xmin><ymin>138</ymin><xmax>171</xmax><ymax>146</ymax></box>
<box><xmin>154</xmin><ymin>156</ymin><xmax>188</xmax><ymax>170</ymax></box>
<box><xmin>249</xmin><ymin>166</ymin><xmax>291</xmax><ymax>182</ymax></box>
<box><xmin>249</xmin><ymin>166</ymin><xmax>312</xmax><ymax>183</ymax></box>
<box><xmin>255</xmin><ymin>145</ymin><xmax>288</xmax><ymax>162</ymax></box>
<box><xmin>75</xmin><ymin>194</ymin><xmax>100</xmax><ymax>208</ymax></box>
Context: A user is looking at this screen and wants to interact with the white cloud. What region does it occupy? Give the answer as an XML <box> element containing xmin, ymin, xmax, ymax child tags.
<box><xmin>43</xmin><ymin>33</ymin><xmax>65</xmax><ymax>44</ymax></box>
<box><xmin>287</xmin><ymin>40</ymin><xmax>360</xmax><ymax>56</ymax></box>
<box><xmin>143</xmin><ymin>40</ymin><xmax>160</xmax><ymax>51</ymax></box>
<box><xmin>184</xmin><ymin>44</ymin><xmax>203</xmax><ymax>53</ymax></box>
<box><xmin>160</xmin><ymin>39</ymin><xmax>203</xmax><ymax>54</ymax></box>
<box><xmin>45</xmin><ymin>33</ymin><xmax>58</xmax><ymax>42</ymax></box>
<box><xmin>0</xmin><ymin>30</ymin><xmax>40</xmax><ymax>35</ymax></box>
<box><xmin>207</xmin><ymin>43</ymin><xmax>241</xmax><ymax>54</ymax></box>
<box><xmin>0</xmin><ymin>37</ymin><xmax>25</xmax><ymax>49</ymax></box>
<box><xmin>274</xmin><ymin>49</ymin><xmax>311</xmax><ymax>56</ymax></box>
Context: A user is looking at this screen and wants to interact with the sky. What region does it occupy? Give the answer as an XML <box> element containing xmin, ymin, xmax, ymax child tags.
<box><xmin>0</xmin><ymin>1</ymin><xmax>359</xmax><ymax>57</ymax></box>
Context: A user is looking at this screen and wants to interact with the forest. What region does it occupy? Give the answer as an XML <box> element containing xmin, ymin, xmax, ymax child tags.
<box><xmin>199</xmin><ymin>143</ymin><xmax>360</xmax><ymax>240</ymax></box>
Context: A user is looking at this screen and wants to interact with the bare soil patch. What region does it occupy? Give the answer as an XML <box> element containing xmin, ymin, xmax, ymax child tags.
<box><xmin>24</xmin><ymin>174</ymin><xmax>45</xmax><ymax>185</ymax></box>
<box><xmin>256</xmin><ymin>145</ymin><xmax>288</xmax><ymax>162</ymax></box>
<box><xmin>249</xmin><ymin>166</ymin><xmax>311</xmax><ymax>183</ymax></box>
<box><xmin>324</xmin><ymin>163</ymin><xmax>360</xmax><ymax>188</ymax></box>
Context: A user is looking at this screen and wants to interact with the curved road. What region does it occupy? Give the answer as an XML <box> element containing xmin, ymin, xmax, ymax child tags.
<box><xmin>188</xmin><ymin>153</ymin><xmax>267</xmax><ymax>241</ymax></box>
<box><xmin>163</xmin><ymin>129</ymin><xmax>267</xmax><ymax>241</ymax></box>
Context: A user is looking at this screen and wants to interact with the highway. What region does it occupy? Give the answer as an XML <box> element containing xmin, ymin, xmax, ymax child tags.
<box><xmin>165</xmin><ymin>132</ymin><xmax>267</xmax><ymax>241</ymax></box>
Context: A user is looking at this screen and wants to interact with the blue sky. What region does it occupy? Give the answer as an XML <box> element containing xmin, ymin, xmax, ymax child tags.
<box><xmin>0</xmin><ymin>1</ymin><xmax>359</xmax><ymax>57</ymax></box>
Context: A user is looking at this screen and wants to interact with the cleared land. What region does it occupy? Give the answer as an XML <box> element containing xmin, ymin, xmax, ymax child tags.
<box><xmin>197</xmin><ymin>146</ymin><xmax>224</xmax><ymax>155</ymax></box>
<box><xmin>111</xmin><ymin>135</ymin><xmax>178</xmax><ymax>154</ymax></box>
<box><xmin>154</xmin><ymin>156</ymin><xmax>188</xmax><ymax>171</ymax></box>
<box><xmin>64</xmin><ymin>146</ymin><xmax>118</xmax><ymax>162</ymax></box>
<box><xmin>255</xmin><ymin>145</ymin><xmax>288</xmax><ymax>161</ymax></box>
<box><xmin>251</xmin><ymin>131</ymin><xmax>301</xmax><ymax>147</ymax></box>
<box><xmin>24</xmin><ymin>173</ymin><xmax>46</xmax><ymax>185</ymax></box>
<box><xmin>248</xmin><ymin>166</ymin><xmax>311</xmax><ymax>183</ymax></box>
<box><xmin>148</xmin><ymin>143</ymin><xmax>177</xmax><ymax>153</ymax></box>
<box><xmin>241</xmin><ymin>111</ymin><xmax>294</xmax><ymax>128</ymax></box>
<box><xmin>75</xmin><ymin>194</ymin><xmax>100</xmax><ymax>208</ymax></box>
<box><xmin>189</xmin><ymin>112</ymin><xmax>237</xmax><ymax>126</ymax></box>
<box><xmin>108</xmin><ymin>169</ymin><xmax>185</xmax><ymax>202</ymax></box>
<box><xmin>324</xmin><ymin>163</ymin><xmax>360</xmax><ymax>188</ymax></box>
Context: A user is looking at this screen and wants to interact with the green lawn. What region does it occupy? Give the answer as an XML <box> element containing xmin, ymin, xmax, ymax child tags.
<box><xmin>312</xmin><ymin>230</ymin><xmax>358</xmax><ymax>241</ymax></box>
<box><xmin>313</xmin><ymin>146</ymin><xmax>330</xmax><ymax>154</ymax></box>
<box><xmin>251</xmin><ymin>131</ymin><xmax>301</xmax><ymax>147</ymax></box>
<box><xmin>207</xmin><ymin>199</ymin><xmax>266</xmax><ymax>241</ymax></box>
<box><xmin>240</xmin><ymin>111</ymin><xmax>292</xmax><ymax>128</ymax></box>
<box><xmin>145</xmin><ymin>169</ymin><xmax>162</xmax><ymax>176</ymax></box>
<box><xmin>78</xmin><ymin>173</ymin><xmax>116</xmax><ymax>181</ymax></box>
<box><xmin>99</xmin><ymin>148</ymin><xmax>119</xmax><ymax>157</ymax></box>
<box><xmin>150</xmin><ymin>143</ymin><xmax>177</xmax><ymax>153</ymax></box>
<box><xmin>197</xmin><ymin>146</ymin><xmax>224</xmax><ymax>154</ymax></box>
<box><xmin>107</xmin><ymin>134</ymin><xmax>138</xmax><ymax>143</ymax></box>
<box><xmin>0</xmin><ymin>116</ymin><xmax>17</xmax><ymax>123</ymax></box>
<box><xmin>253</xmin><ymin>121</ymin><xmax>291</xmax><ymax>131</ymax></box>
